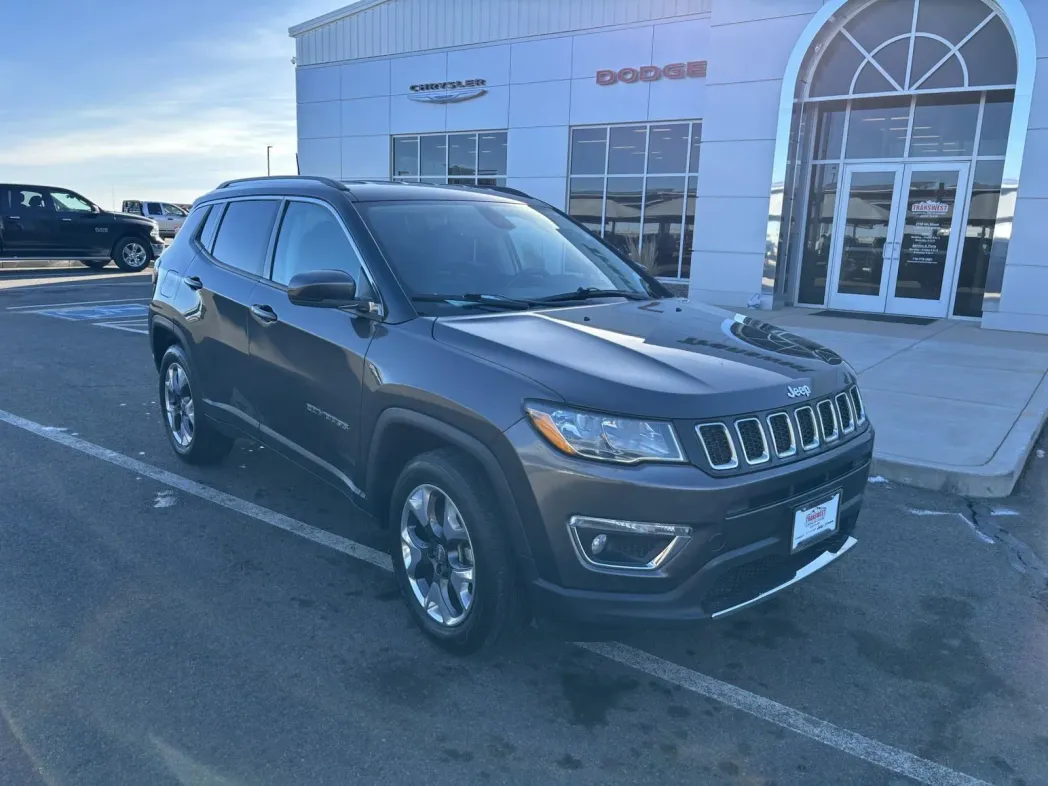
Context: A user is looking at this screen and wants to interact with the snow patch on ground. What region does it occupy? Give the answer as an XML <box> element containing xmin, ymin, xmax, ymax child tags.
<box><xmin>868</xmin><ymin>476</ymin><xmax>888</xmax><ymax>484</ymax></box>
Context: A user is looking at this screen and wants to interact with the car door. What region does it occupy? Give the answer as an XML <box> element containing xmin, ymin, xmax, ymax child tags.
<box><xmin>161</xmin><ymin>203</ymin><xmax>188</xmax><ymax>235</ymax></box>
<box><xmin>49</xmin><ymin>188</ymin><xmax>108</xmax><ymax>257</ymax></box>
<box><xmin>246</xmin><ymin>198</ymin><xmax>377</xmax><ymax>493</ymax></box>
<box><xmin>180</xmin><ymin>197</ymin><xmax>281</xmax><ymax>434</ymax></box>
<box><xmin>3</xmin><ymin>186</ymin><xmax>63</xmax><ymax>256</ymax></box>
<box><xmin>144</xmin><ymin>202</ymin><xmax>170</xmax><ymax>235</ymax></box>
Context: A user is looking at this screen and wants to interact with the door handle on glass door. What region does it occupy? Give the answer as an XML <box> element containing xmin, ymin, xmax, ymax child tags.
<box><xmin>251</xmin><ymin>304</ymin><xmax>278</xmax><ymax>324</ymax></box>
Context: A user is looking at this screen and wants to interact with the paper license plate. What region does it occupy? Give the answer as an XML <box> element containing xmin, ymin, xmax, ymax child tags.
<box><xmin>792</xmin><ymin>493</ymin><xmax>840</xmax><ymax>551</ymax></box>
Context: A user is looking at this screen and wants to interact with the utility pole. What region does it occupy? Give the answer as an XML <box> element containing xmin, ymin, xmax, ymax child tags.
<box><xmin>266</xmin><ymin>145</ymin><xmax>273</xmax><ymax>176</ymax></box>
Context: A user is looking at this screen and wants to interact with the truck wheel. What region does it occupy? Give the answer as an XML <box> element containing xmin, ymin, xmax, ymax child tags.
<box><xmin>113</xmin><ymin>237</ymin><xmax>150</xmax><ymax>272</ymax></box>
<box><xmin>159</xmin><ymin>345</ymin><xmax>233</xmax><ymax>465</ymax></box>
<box><xmin>80</xmin><ymin>259</ymin><xmax>110</xmax><ymax>269</ymax></box>
<box><xmin>390</xmin><ymin>449</ymin><xmax>526</xmax><ymax>656</ymax></box>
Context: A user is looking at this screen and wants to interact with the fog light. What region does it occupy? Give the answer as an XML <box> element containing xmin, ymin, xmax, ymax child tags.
<box><xmin>568</xmin><ymin>516</ymin><xmax>692</xmax><ymax>572</ymax></box>
<box><xmin>591</xmin><ymin>534</ymin><xmax>608</xmax><ymax>554</ymax></box>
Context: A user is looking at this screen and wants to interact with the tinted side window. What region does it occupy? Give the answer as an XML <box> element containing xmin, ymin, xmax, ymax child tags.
<box><xmin>166</xmin><ymin>206</ymin><xmax>210</xmax><ymax>256</ymax></box>
<box><xmin>271</xmin><ymin>201</ymin><xmax>362</xmax><ymax>287</ymax></box>
<box><xmin>197</xmin><ymin>203</ymin><xmax>223</xmax><ymax>251</ymax></box>
<box><xmin>145</xmin><ymin>202</ymin><xmax>163</xmax><ymax>215</ymax></box>
<box><xmin>210</xmin><ymin>199</ymin><xmax>280</xmax><ymax>276</ymax></box>
<box><xmin>18</xmin><ymin>189</ymin><xmax>51</xmax><ymax>211</ymax></box>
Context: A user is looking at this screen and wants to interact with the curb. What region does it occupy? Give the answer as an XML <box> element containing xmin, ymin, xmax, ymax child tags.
<box><xmin>870</xmin><ymin>374</ymin><xmax>1048</xmax><ymax>498</ymax></box>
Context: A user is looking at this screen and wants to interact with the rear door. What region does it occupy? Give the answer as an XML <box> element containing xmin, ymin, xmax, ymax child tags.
<box><xmin>49</xmin><ymin>188</ymin><xmax>108</xmax><ymax>257</ymax></box>
<box><xmin>3</xmin><ymin>186</ymin><xmax>63</xmax><ymax>256</ymax></box>
<box><xmin>246</xmin><ymin>198</ymin><xmax>376</xmax><ymax>492</ymax></box>
<box><xmin>180</xmin><ymin>197</ymin><xmax>281</xmax><ymax>434</ymax></box>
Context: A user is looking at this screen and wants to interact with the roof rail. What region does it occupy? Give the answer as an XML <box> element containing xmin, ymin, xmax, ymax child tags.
<box><xmin>216</xmin><ymin>175</ymin><xmax>348</xmax><ymax>190</ymax></box>
<box><xmin>461</xmin><ymin>184</ymin><xmax>550</xmax><ymax>205</ymax></box>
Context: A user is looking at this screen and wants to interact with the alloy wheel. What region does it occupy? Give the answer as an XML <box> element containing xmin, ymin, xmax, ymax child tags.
<box><xmin>399</xmin><ymin>484</ymin><xmax>476</xmax><ymax>627</ymax></box>
<box><xmin>123</xmin><ymin>241</ymin><xmax>148</xmax><ymax>269</ymax></box>
<box><xmin>164</xmin><ymin>362</ymin><xmax>195</xmax><ymax>449</ymax></box>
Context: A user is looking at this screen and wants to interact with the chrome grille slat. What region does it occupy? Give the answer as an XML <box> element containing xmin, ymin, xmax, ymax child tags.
<box><xmin>794</xmin><ymin>406</ymin><xmax>820</xmax><ymax>450</ymax></box>
<box><xmin>734</xmin><ymin>418</ymin><xmax>770</xmax><ymax>465</ymax></box>
<box><xmin>766</xmin><ymin>412</ymin><xmax>797</xmax><ymax>458</ymax></box>
<box><xmin>817</xmin><ymin>399</ymin><xmax>839</xmax><ymax>442</ymax></box>
<box><xmin>696</xmin><ymin>423</ymin><xmax>739</xmax><ymax>470</ymax></box>
<box><xmin>850</xmin><ymin>386</ymin><xmax>866</xmax><ymax>424</ymax></box>
<box><xmin>835</xmin><ymin>393</ymin><xmax>855</xmax><ymax>433</ymax></box>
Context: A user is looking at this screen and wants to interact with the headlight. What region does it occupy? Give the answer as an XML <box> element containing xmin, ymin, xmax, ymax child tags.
<box><xmin>525</xmin><ymin>402</ymin><xmax>685</xmax><ymax>464</ymax></box>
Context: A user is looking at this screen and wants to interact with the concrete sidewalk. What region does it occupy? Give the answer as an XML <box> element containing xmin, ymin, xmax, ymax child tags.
<box><xmin>739</xmin><ymin>308</ymin><xmax>1048</xmax><ymax>498</ymax></box>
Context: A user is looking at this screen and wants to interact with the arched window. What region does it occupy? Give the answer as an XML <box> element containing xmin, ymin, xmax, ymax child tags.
<box><xmin>808</xmin><ymin>0</ymin><xmax>1018</xmax><ymax>98</ymax></box>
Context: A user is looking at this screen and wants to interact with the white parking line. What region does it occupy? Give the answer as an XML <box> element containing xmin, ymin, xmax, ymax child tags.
<box><xmin>6</xmin><ymin>297</ymin><xmax>150</xmax><ymax>311</ymax></box>
<box><xmin>0</xmin><ymin>406</ymin><xmax>992</xmax><ymax>786</ymax></box>
<box><xmin>96</xmin><ymin>320</ymin><xmax>149</xmax><ymax>335</ymax></box>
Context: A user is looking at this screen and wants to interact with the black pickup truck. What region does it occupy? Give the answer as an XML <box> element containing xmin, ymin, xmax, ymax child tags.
<box><xmin>0</xmin><ymin>183</ymin><xmax>165</xmax><ymax>272</ymax></box>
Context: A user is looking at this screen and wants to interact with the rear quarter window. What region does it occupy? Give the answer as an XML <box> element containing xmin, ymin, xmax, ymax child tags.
<box><xmin>210</xmin><ymin>199</ymin><xmax>280</xmax><ymax>276</ymax></box>
<box><xmin>163</xmin><ymin>205</ymin><xmax>210</xmax><ymax>259</ymax></box>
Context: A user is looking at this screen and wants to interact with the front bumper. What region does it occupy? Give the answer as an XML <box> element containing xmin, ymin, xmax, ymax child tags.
<box><xmin>502</xmin><ymin>420</ymin><xmax>874</xmax><ymax>627</ymax></box>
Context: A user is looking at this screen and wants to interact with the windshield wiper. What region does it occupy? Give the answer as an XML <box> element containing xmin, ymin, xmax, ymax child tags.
<box><xmin>536</xmin><ymin>287</ymin><xmax>652</xmax><ymax>304</ymax></box>
<box><xmin>411</xmin><ymin>293</ymin><xmax>539</xmax><ymax>311</ymax></box>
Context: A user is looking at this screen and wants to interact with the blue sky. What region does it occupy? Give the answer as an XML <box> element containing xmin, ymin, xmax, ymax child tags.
<box><xmin>0</xmin><ymin>0</ymin><xmax>342</xmax><ymax>207</ymax></box>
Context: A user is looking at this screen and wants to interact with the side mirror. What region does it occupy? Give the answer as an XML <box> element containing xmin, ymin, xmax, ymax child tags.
<box><xmin>287</xmin><ymin>269</ymin><xmax>360</xmax><ymax>308</ymax></box>
<box><xmin>91</xmin><ymin>204</ymin><xmax>101</xmax><ymax>214</ymax></box>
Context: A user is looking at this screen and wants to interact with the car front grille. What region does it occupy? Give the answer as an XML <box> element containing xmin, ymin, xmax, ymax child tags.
<box><xmin>695</xmin><ymin>387</ymin><xmax>866</xmax><ymax>473</ymax></box>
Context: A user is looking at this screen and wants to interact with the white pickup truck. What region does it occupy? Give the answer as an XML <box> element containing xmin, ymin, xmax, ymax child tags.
<box><xmin>121</xmin><ymin>200</ymin><xmax>187</xmax><ymax>239</ymax></box>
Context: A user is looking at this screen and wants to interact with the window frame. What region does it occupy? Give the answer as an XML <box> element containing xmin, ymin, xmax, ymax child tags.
<box><xmin>566</xmin><ymin>121</ymin><xmax>702</xmax><ymax>282</ymax></box>
<box><xmin>390</xmin><ymin>130</ymin><xmax>508</xmax><ymax>187</ymax></box>
<box><xmin>49</xmin><ymin>189</ymin><xmax>96</xmax><ymax>213</ymax></box>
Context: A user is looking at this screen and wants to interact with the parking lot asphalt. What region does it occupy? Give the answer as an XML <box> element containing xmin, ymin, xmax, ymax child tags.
<box><xmin>0</xmin><ymin>272</ymin><xmax>1046</xmax><ymax>786</ymax></box>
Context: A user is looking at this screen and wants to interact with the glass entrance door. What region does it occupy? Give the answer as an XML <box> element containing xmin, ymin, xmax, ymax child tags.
<box><xmin>827</xmin><ymin>162</ymin><xmax>970</xmax><ymax>318</ymax></box>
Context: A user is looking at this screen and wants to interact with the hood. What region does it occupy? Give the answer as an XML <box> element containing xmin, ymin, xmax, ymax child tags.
<box><xmin>432</xmin><ymin>300</ymin><xmax>854</xmax><ymax>420</ymax></box>
<box><xmin>111</xmin><ymin>211</ymin><xmax>155</xmax><ymax>225</ymax></box>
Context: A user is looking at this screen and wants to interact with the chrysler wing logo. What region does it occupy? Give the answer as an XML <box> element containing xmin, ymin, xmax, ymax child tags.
<box><xmin>409</xmin><ymin>79</ymin><xmax>487</xmax><ymax>104</ymax></box>
<box><xmin>787</xmin><ymin>384</ymin><xmax>812</xmax><ymax>399</ymax></box>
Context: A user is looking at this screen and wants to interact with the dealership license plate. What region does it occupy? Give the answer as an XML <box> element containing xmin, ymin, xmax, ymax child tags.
<box><xmin>792</xmin><ymin>493</ymin><xmax>840</xmax><ymax>551</ymax></box>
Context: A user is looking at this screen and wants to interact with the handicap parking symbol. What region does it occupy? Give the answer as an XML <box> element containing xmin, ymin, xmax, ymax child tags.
<box><xmin>32</xmin><ymin>303</ymin><xmax>149</xmax><ymax>321</ymax></box>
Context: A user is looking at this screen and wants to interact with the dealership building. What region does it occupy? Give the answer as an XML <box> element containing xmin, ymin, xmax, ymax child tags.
<box><xmin>290</xmin><ymin>0</ymin><xmax>1048</xmax><ymax>333</ymax></box>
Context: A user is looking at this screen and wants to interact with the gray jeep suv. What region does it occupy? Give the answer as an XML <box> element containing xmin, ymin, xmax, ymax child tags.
<box><xmin>148</xmin><ymin>176</ymin><xmax>873</xmax><ymax>654</ymax></box>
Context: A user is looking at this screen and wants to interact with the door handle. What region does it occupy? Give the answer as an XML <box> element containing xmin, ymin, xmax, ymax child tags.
<box><xmin>184</xmin><ymin>275</ymin><xmax>203</xmax><ymax>291</ymax></box>
<box><xmin>251</xmin><ymin>304</ymin><xmax>278</xmax><ymax>324</ymax></box>
<box><xmin>7</xmin><ymin>216</ymin><xmax>20</xmax><ymax>220</ymax></box>
<box><xmin>61</xmin><ymin>218</ymin><xmax>73</xmax><ymax>222</ymax></box>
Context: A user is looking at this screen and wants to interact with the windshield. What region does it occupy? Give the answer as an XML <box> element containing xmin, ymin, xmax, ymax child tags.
<box><xmin>356</xmin><ymin>200</ymin><xmax>660</xmax><ymax>313</ymax></box>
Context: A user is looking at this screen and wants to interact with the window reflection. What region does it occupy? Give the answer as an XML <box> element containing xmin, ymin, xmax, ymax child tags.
<box><xmin>909</xmin><ymin>94</ymin><xmax>980</xmax><ymax>157</ymax></box>
<box><xmin>846</xmin><ymin>97</ymin><xmax>911</xmax><ymax>159</ymax></box>
<box><xmin>979</xmin><ymin>92</ymin><xmax>1014</xmax><ymax>157</ymax></box>
<box><xmin>798</xmin><ymin>165</ymin><xmax>839</xmax><ymax>305</ymax></box>
<box><xmin>814</xmin><ymin>102</ymin><xmax>846</xmax><ymax>160</ymax></box>
<box><xmin>393</xmin><ymin>137</ymin><xmax>419</xmax><ymax>178</ymax></box>
<box><xmin>392</xmin><ymin>132</ymin><xmax>506</xmax><ymax>186</ymax></box>
<box><xmin>954</xmin><ymin>161</ymin><xmax>1004</xmax><ymax>317</ymax></box>
<box><xmin>604</xmin><ymin>177</ymin><xmax>644</xmax><ymax>265</ymax></box>
<box><xmin>448</xmin><ymin>134</ymin><xmax>477</xmax><ymax>178</ymax></box>
<box><xmin>567</xmin><ymin>122</ymin><xmax>702</xmax><ymax>280</ymax></box>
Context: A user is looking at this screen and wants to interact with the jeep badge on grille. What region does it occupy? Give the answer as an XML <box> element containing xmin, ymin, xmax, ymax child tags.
<box><xmin>787</xmin><ymin>384</ymin><xmax>812</xmax><ymax>399</ymax></box>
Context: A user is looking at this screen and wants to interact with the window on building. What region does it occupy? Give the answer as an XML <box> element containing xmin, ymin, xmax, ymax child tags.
<box><xmin>391</xmin><ymin>132</ymin><xmax>507</xmax><ymax>186</ymax></box>
<box><xmin>567</xmin><ymin>122</ymin><xmax>701</xmax><ymax>280</ymax></box>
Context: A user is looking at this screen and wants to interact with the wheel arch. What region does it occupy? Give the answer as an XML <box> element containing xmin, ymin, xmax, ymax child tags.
<box><xmin>366</xmin><ymin>408</ymin><xmax>536</xmax><ymax>578</ymax></box>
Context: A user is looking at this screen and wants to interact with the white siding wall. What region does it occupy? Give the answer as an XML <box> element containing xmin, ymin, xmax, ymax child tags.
<box><xmin>983</xmin><ymin>0</ymin><xmax>1048</xmax><ymax>333</ymax></box>
<box><xmin>297</xmin><ymin>18</ymin><xmax>712</xmax><ymax>209</ymax></box>
<box><xmin>294</xmin><ymin>0</ymin><xmax>712</xmax><ymax>65</ymax></box>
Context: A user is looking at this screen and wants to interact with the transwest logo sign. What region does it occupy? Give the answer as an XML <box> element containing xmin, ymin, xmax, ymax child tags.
<box><xmin>596</xmin><ymin>60</ymin><xmax>707</xmax><ymax>85</ymax></box>
<box><xmin>408</xmin><ymin>78</ymin><xmax>487</xmax><ymax>104</ymax></box>
<box><xmin>911</xmin><ymin>200</ymin><xmax>950</xmax><ymax>215</ymax></box>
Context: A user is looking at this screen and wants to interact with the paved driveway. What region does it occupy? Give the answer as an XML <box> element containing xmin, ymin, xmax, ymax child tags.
<box><xmin>0</xmin><ymin>272</ymin><xmax>1045</xmax><ymax>786</ymax></box>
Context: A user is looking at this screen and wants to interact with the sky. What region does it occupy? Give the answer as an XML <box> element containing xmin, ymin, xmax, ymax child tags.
<box><xmin>0</xmin><ymin>0</ymin><xmax>345</xmax><ymax>208</ymax></box>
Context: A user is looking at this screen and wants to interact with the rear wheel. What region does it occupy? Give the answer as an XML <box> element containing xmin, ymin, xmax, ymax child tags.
<box><xmin>159</xmin><ymin>345</ymin><xmax>233</xmax><ymax>465</ymax></box>
<box><xmin>113</xmin><ymin>236</ymin><xmax>150</xmax><ymax>272</ymax></box>
<box><xmin>390</xmin><ymin>449</ymin><xmax>526</xmax><ymax>655</ymax></box>
<box><xmin>79</xmin><ymin>259</ymin><xmax>110</xmax><ymax>269</ymax></box>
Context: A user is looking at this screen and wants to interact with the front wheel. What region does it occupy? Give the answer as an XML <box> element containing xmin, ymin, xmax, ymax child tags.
<box><xmin>390</xmin><ymin>449</ymin><xmax>526</xmax><ymax>656</ymax></box>
<box><xmin>113</xmin><ymin>236</ymin><xmax>151</xmax><ymax>272</ymax></box>
<box><xmin>158</xmin><ymin>345</ymin><xmax>233</xmax><ymax>465</ymax></box>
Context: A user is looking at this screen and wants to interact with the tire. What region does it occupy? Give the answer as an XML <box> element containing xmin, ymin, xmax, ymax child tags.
<box><xmin>158</xmin><ymin>345</ymin><xmax>233</xmax><ymax>465</ymax></box>
<box><xmin>390</xmin><ymin>449</ymin><xmax>526</xmax><ymax>656</ymax></box>
<box><xmin>79</xmin><ymin>259</ymin><xmax>110</xmax><ymax>269</ymax></box>
<box><xmin>112</xmin><ymin>236</ymin><xmax>151</xmax><ymax>272</ymax></box>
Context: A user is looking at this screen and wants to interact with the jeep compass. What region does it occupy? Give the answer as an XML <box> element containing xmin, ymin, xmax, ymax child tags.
<box><xmin>149</xmin><ymin>176</ymin><xmax>873</xmax><ymax>654</ymax></box>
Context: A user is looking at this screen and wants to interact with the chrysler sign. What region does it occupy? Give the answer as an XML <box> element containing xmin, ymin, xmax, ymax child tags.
<box><xmin>596</xmin><ymin>60</ymin><xmax>707</xmax><ymax>85</ymax></box>
<box><xmin>409</xmin><ymin>78</ymin><xmax>488</xmax><ymax>104</ymax></box>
